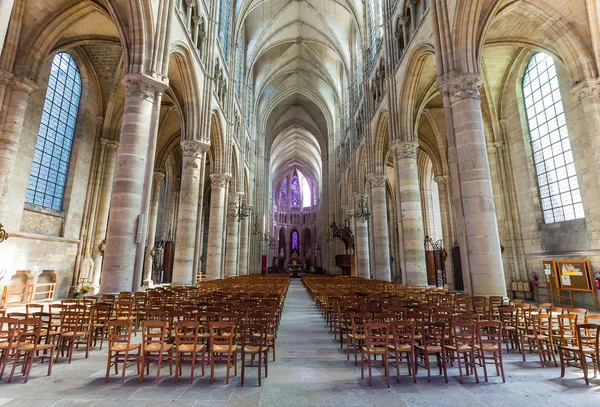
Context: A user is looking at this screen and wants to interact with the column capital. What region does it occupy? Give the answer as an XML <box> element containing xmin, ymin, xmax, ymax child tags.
<box><xmin>228</xmin><ymin>191</ymin><xmax>242</xmax><ymax>201</ymax></box>
<box><xmin>99</xmin><ymin>137</ymin><xmax>119</xmax><ymax>150</ymax></box>
<box><xmin>354</xmin><ymin>193</ymin><xmax>369</xmax><ymax>202</ymax></box>
<box><xmin>180</xmin><ymin>139</ymin><xmax>209</xmax><ymax>158</ymax></box>
<box><xmin>390</xmin><ymin>139</ymin><xmax>418</xmax><ymax>159</ymax></box>
<box><xmin>368</xmin><ymin>174</ymin><xmax>387</xmax><ymax>188</ymax></box>
<box><xmin>153</xmin><ymin>171</ymin><xmax>166</xmax><ymax>181</ymax></box>
<box><xmin>210</xmin><ymin>173</ymin><xmax>231</xmax><ymax>187</ymax></box>
<box><xmin>10</xmin><ymin>76</ymin><xmax>38</xmax><ymax>94</ymax></box>
<box><xmin>433</xmin><ymin>174</ymin><xmax>450</xmax><ymax>184</ymax></box>
<box><xmin>571</xmin><ymin>78</ymin><xmax>600</xmax><ymax>101</ymax></box>
<box><xmin>122</xmin><ymin>73</ymin><xmax>169</xmax><ymax>100</ymax></box>
<box><xmin>437</xmin><ymin>73</ymin><xmax>482</xmax><ymax>103</ymax></box>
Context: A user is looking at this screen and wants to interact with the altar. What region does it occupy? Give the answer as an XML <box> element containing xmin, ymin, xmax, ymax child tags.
<box><xmin>288</xmin><ymin>252</ymin><xmax>302</xmax><ymax>277</ymax></box>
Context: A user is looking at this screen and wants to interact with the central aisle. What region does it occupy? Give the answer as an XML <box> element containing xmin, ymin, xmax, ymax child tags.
<box><xmin>258</xmin><ymin>279</ymin><xmax>390</xmax><ymax>407</ymax></box>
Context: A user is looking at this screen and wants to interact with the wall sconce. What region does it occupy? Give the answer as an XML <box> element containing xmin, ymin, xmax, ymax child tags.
<box><xmin>0</xmin><ymin>223</ymin><xmax>8</xmax><ymax>244</ymax></box>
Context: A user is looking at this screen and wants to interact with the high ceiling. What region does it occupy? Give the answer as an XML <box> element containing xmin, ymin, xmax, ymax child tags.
<box><xmin>238</xmin><ymin>0</ymin><xmax>362</xmax><ymax>185</ymax></box>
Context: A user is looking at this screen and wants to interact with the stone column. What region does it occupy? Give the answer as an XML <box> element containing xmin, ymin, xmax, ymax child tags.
<box><xmin>354</xmin><ymin>194</ymin><xmax>371</xmax><ymax>279</ymax></box>
<box><xmin>101</xmin><ymin>74</ymin><xmax>165</xmax><ymax>293</ymax></box>
<box><xmin>391</xmin><ymin>140</ymin><xmax>427</xmax><ymax>286</ymax></box>
<box><xmin>433</xmin><ymin>174</ymin><xmax>455</xmax><ymax>290</ymax></box>
<box><xmin>438</xmin><ymin>74</ymin><xmax>506</xmax><ymax>297</ymax></box>
<box><xmin>368</xmin><ymin>174</ymin><xmax>391</xmax><ymax>281</ymax></box>
<box><xmin>0</xmin><ymin>76</ymin><xmax>36</xmax><ymax>228</ymax></box>
<box><xmin>238</xmin><ymin>204</ymin><xmax>251</xmax><ymax>276</ymax></box>
<box><xmin>172</xmin><ymin>139</ymin><xmax>207</xmax><ymax>284</ymax></box>
<box><xmin>142</xmin><ymin>171</ymin><xmax>165</xmax><ymax>286</ymax></box>
<box><xmin>91</xmin><ymin>139</ymin><xmax>119</xmax><ymax>288</ymax></box>
<box><xmin>224</xmin><ymin>192</ymin><xmax>241</xmax><ymax>278</ymax></box>
<box><xmin>205</xmin><ymin>173</ymin><xmax>230</xmax><ymax>280</ymax></box>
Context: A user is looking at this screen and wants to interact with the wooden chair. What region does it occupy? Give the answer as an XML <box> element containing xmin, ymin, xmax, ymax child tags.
<box><xmin>585</xmin><ymin>314</ymin><xmax>600</xmax><ymax>324</ymax></box>
<box><xmin>209</xmin><ymin>321</ymin><xmax>237</xmax><ymax>384</ymax></box>
<box><xmin>25</xmin><ymin>304</ymin><xmax>44</xmax><ymax>317</ymax></box>
<box><xmin>499</xmin><ymin>305</ymin><xmax>519</xmax><ymax>352</ymax></box>
<box><xmin>445</xmin><ymin>320</ymin><xmax>479</xmax><ymax>384</ymax></box>
<box><xmin>240</xmin><ymin>323</ymin><xmax>269</xmax><ymax>386</ymax></box>
<box><xmin>416</xmin><ymin>322</ymin><xmax>448</xmax><ymax>383</ymax></box>
<box><xmin>388</xmin><ymin>320</ymin><xmax>416</xmax><ymax>383</ymax></box>
<box><xmin>567</xmin><ymin>308</ymin><xmax>588</xmax><ymax>324</ymax></box>
<box><xmin>173</xmin><ymin>320</ymin><xmax>205</xmax><ymax>384</ymax></box>
<box><xmin>558</xmin><ymin>323</ymin><xmax>600</xmax><ymax>384</ymax></box>
<box><xmin>0</xmin><ymin>317</ymin><xmax>17</xmax><ymax>380</ymax></box>
<box><xmin>90</xmin><ymin>303</ymin><xmax>112</xmax><ymax>350</ymax></box>
<box><xmin>520</xmin><ymin>313</ymin><xmax>556</xmax><ymax>367</ymax></box>
<box><xmin>105</xmin><ymin>319</ymin><xmax>140</xmax><ymax>382</ymax></box>
<box><xmin>33</xmin><ymin>312</ymin><xmax>61</xmax><ymax>347</ymax></box>
<box><xmin>57</xmin><ymin>310</ymin><xmax>91</xmax><ymax>363</ymax></box>
<box><xmin>346</xmin><ymin>313</ymin><xmax>371</xmax><ymax>366</ymax></box>
<box><xmin>476</xmin><ymin>320</ymin><xmax>505</xmax><ymax>383</ymax></box>
<box><xmin>361</xmin><ymin>322</ymin><xmax>390</xmax><ymax>387</ymax></box>
<box><xmin>8</xmin><ymin>318</ymin><xmax>55</xmax><ymax>383</ymax></box>
<box><xmin>140</xmin><ymin>321</ymin><xmax>173</xmax><ymax>383</ymax></box>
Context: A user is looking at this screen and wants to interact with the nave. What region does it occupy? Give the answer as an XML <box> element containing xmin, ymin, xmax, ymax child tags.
<box><xmin>0</xmin><ymin>279</ymin><xmax>598</xmax><ymax>407</ymax></box>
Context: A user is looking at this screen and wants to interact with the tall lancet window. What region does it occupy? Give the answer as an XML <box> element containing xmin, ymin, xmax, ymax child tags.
<box><xmin>26</xmin><ymin>52</ymin><xmax>81</xmax><ymax>210</ymax></box>
<box><xmin>279</xmin><ymin>178</ymin><xmax>288</xmax><ymax>210</ymax></box>
<box><xmin>523</xmin><ymin>52</ymin><xmax>583</xmax><ymax>223</ymax></box>
<box><xmin>290</xmin><ymin>170</ymin><xmax>301</xmax><ymax>208</ymax></box>
<box><xmin>291</xmin><ymin>230</ymin><xmax>299</xmax><ymax>251</ymax></box>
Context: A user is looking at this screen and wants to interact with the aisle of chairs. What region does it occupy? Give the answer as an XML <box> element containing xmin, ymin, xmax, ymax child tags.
<box><xmin>0</xmin><ymin>275</ymin><xmax>289</xmax><ymax>385</ymax></box>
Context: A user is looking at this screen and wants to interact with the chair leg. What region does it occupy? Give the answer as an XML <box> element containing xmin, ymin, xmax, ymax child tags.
<box><xmin>105</xmin><ymin>353</ymin><xmax>112</xmax><ymax>383</ymax></box>
<box><xmin>241</xmin><ymin>352</ymin><xmax>245</xmax><ymax>387</ymax></box>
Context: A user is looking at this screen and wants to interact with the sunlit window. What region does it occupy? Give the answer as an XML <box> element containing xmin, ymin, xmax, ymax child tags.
<box><xmin>290</xmin><ymin>171</ymin><xmax>301</xmax><ymax>208</ymax></box>
<box><xmin>279</xmin><ymin>178</ymin><xmax>288</xmax><ymax>210</ymax></box>
<box><xmin>26</xmin><ymin>52</ymin><xmax>81</xmax><ymax>210</ymax></box>
<box><xmin>523</xmin><ymin>52</ymin><xmax>583</xmax><ymax>223</ymax></box>
<box><xmin>291</xmin><ymin>230</ymin><xmax>299</xmax><ymax>251</ymax></box>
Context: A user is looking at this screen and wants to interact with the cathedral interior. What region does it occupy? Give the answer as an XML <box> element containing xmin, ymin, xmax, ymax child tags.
<box><xmin>0</xmin><ymin>0</ymin><xmax>600</xmax><ymax>403</ymax></box>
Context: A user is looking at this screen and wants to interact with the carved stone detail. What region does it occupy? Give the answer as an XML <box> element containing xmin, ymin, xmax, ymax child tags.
<box><xmin>180</xmin><ymin>139</ymin><xmax>209</xmax><ymax>158</ymax></box>
<box><xmin>368</xmin><ymin>174</ymin><xmax>387</xmax><ymax>188</ymax></box>
<box><xmin>210</xmin><ymin>173</ymin><xmax>231</xmax><ymax>188</ymax></box>
<box><xmin>571</xmin><ymin>78</ymin><xmax>600</xmax><ymax>101</ymax></box>
<box><xmin>391</xmin><ymin>140</ymin><xmax>418</xmax><ymax>159</ymax></box>
<box><xmin>437</xmin><ymin>74</ymin><xmax>482</xmax><ymax>103</ymax></box>
<box><xmin>99</xmin><ymin>137</ymin><xmax>119</xmax><ymax>150</ymax></box>
<box><xmin>122</xmin><ymin>74</ymin><xmax>167</xmax><ymax>100</ymax></box>
<box><xmin>153</xmin><ymin>171</ymin><xmax>166</xmax><ymax>181</ymax></box>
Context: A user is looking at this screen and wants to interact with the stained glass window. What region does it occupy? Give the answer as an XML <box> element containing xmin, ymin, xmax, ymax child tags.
<box><xmin>313</xmin><ymin>186</ymin><xmax>317</xmax><ymax>206</ymax></box>
<box><xmin>290</xmin><ymin>171</ymin><xmax>301</xmax><ymax>208</ymax></box>
<box><xmin>279</xmin><ymin>178</ymin><xmax>288</xmax><ymax>210</ymax></box>
<box><xmin>523</xmin><ymin>52</ymin><xmax>583</xmax><ymax>223</ymax></box>
<box><xmin>26</xmin><ymin>52</ymin><xmax>81</xmax><ymax>211</ymax></box>
<box><xmin>291</xmin><ymin>231</ymin><xmax>299</xmax><ymax>251</ymax></box>
<box><xmin>219</xmin><ymin>0</ymin><xmax>232</xmax><ymax>58</ymax></box>
<box><xmin>302</xmin><ymin>176</ymin><xmax>311</xmax><ymax>208</ymax></box>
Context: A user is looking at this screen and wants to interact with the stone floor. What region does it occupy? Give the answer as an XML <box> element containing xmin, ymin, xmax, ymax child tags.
<box><xmin>1</xmin><ymin>279</ymin><xmax>599</xmax><ymax>406</ymax></box>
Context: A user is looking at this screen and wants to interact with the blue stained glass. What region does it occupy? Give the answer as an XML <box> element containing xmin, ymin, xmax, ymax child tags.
<box><xmin>291</xmin><ymin>231</ymin><xmax>299</xmax><ymax>251</ymax></box>
<box><xmin>523</xmin><ymin>53</ymin><xmax>582</xmax><ymax>223</ymax></box>
<box><xmin>279</xmin><ymin>178</ymin><xmax>288</xmax><ymax>210</ymax></box>
<box><xmin>25</xmin><ymin>52</ymin><xmax>81</xmax><ymax>211</ymax></box>
<box><xmin>290</xmin><ymin>171</ymin><xmax>300</xmax><ymax>208</ymax></box>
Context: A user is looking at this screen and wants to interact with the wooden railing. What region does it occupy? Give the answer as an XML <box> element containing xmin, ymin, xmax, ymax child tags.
<box><xmin>1</xmin><ymin>282</ymin><xmax>56</xmax><ymax>307</ymax></box>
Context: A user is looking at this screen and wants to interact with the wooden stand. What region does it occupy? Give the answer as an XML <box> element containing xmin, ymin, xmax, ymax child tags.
<box><xmin>539</xmin><ymin>260</ymin><xmax>598</xmax><ymax>309</ymax></box>
<box><xmin>335</xmin><ymin>255</ymin><xmax>356</xmax><ymax>277</ymax></box>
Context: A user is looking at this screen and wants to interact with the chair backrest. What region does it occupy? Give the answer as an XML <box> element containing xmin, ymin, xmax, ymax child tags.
<box><xmin>60</xmin><ymin>310</ymin><xmax>86</xmax><ymax>333</ymax></box>
<box><xmin>209</xmin><ymin>321</ymin><xmax>235</xmax><ymax>347</ymax></box>
<box><xmin>454</xmin><ymin>312</ymin><xmax>480</xmax><ymax>322</ymax></box>
<box><xmin>91</xmin><ymin>304</ymin><xmax>112</xmax><ymax>324</ymax></box>
<box><xmin>7</xmin><ymin>312</ymin><xmax>27</xmax><ymax>320</ymax></box>
<box><xmin>477</xmin><ymin>320</ymin><xmax>503</xmax><ymax>350</ymax></box>
<box><xmin>364</xmin><ymin>323</ymin><xmax>389</xmax><ymax>350</ymax></box>
<box><xmin>142</xmin><ymin>321</ymin><xmax>169</xmax><ymax>349</ymax></box>
<box><xmin>240</xmin><ymin>323</ymin><xmax>267</xmax><ymax>348</ymax></box>
<box><xmin>0</xmin><ymin>317</ymin><xmax>18</xmax><ymax>345</ymax></box>
<box><xmin>452</xmin><ymin>320</ymin><xmax>477</xmax><ymax>347</ymax></box>
<box><xmin>577</xmin><ymin>323</ymin><xmax>600</xmax><ymax>351</ymax></box>
<box><xmin>567</xmin><ymin>308</ymin><xmax>588</xmax><ymax>324</ymax></box>
<box><xmin>107</xmin><ymin>319</ymin><xmax>134</xmax><ymax>348</ymax></box>
<box><xmin>174</xmin><ymin>320</ymin><xmax>200</xmax><ymax>349</ymax></box>
<box><xmin>420</xmin><ymin>322</ymin><xmax>446</xmax><ymax>351</ymax></box>
<box><xmin>389</xmin><ymin>320</ymin><xmax>415</xmax><ymax>347</ymax></box>
<box><xmin>26</xmin><ymin>303</ymin><xmax>44</xmax><ymax>317</ymax></box>
<box><xmin>585</xmin><ymin>314</ymin><xmax>600</xmax><ymax>325</ymax></box>
<box><xmin>16</xmin><ymin>318</ymin><xmax>42</xmax><ymax>347</ymax></box>
<box><xmin>32</xmin><ymin>312</ymin><xmax>53</xmax><ymax>334</ymax></box>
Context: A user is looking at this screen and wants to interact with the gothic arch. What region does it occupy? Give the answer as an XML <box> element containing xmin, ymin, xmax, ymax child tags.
<box><xmin>372</xmin><ymin>112</ymin><xmax>390</xmax><ymax>176</ymax></box>
<box><xmin>209</xmin><ymin>112</ymin><xmax>226</xmax><ymax>174</ymax></box>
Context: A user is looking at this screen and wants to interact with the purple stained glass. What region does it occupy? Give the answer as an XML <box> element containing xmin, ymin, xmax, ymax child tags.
<box><xmin>290</xmin><ymin>171</ymin><xmax>300</xmax><ymax>208</ymax></box>
<box><xmin>279</xmin><ymin>178</ymin><xmax>288</xmax><ymax>209</ymax></box>
<box><xmin>291</xmin><ymin>231</ymin><xmax>299</xmax><ymax>251</ymax></box>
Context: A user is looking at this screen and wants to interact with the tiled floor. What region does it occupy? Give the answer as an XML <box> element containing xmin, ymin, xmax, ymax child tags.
<box><xmin>1</xmin><ymin>280</ymin><xmax>599</xmax><ymax>406</ymax></box>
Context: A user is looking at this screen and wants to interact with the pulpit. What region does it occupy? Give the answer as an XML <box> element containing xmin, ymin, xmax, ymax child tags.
<box><xmin>335</xmin><ymin>255</ymin><xmax>355</xmax><ymax>277</ymax></box>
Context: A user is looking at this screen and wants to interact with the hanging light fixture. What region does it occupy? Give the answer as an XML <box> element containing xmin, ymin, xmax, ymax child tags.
<box><xmin>226</xmin><ymin>195</ymin><xmax>249</xmax><ymax>222</ymax></box>
<box><xmin>0</xmin><ymin>223</ymin><xmax>8</xmax><ymax>244</ymax></box>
